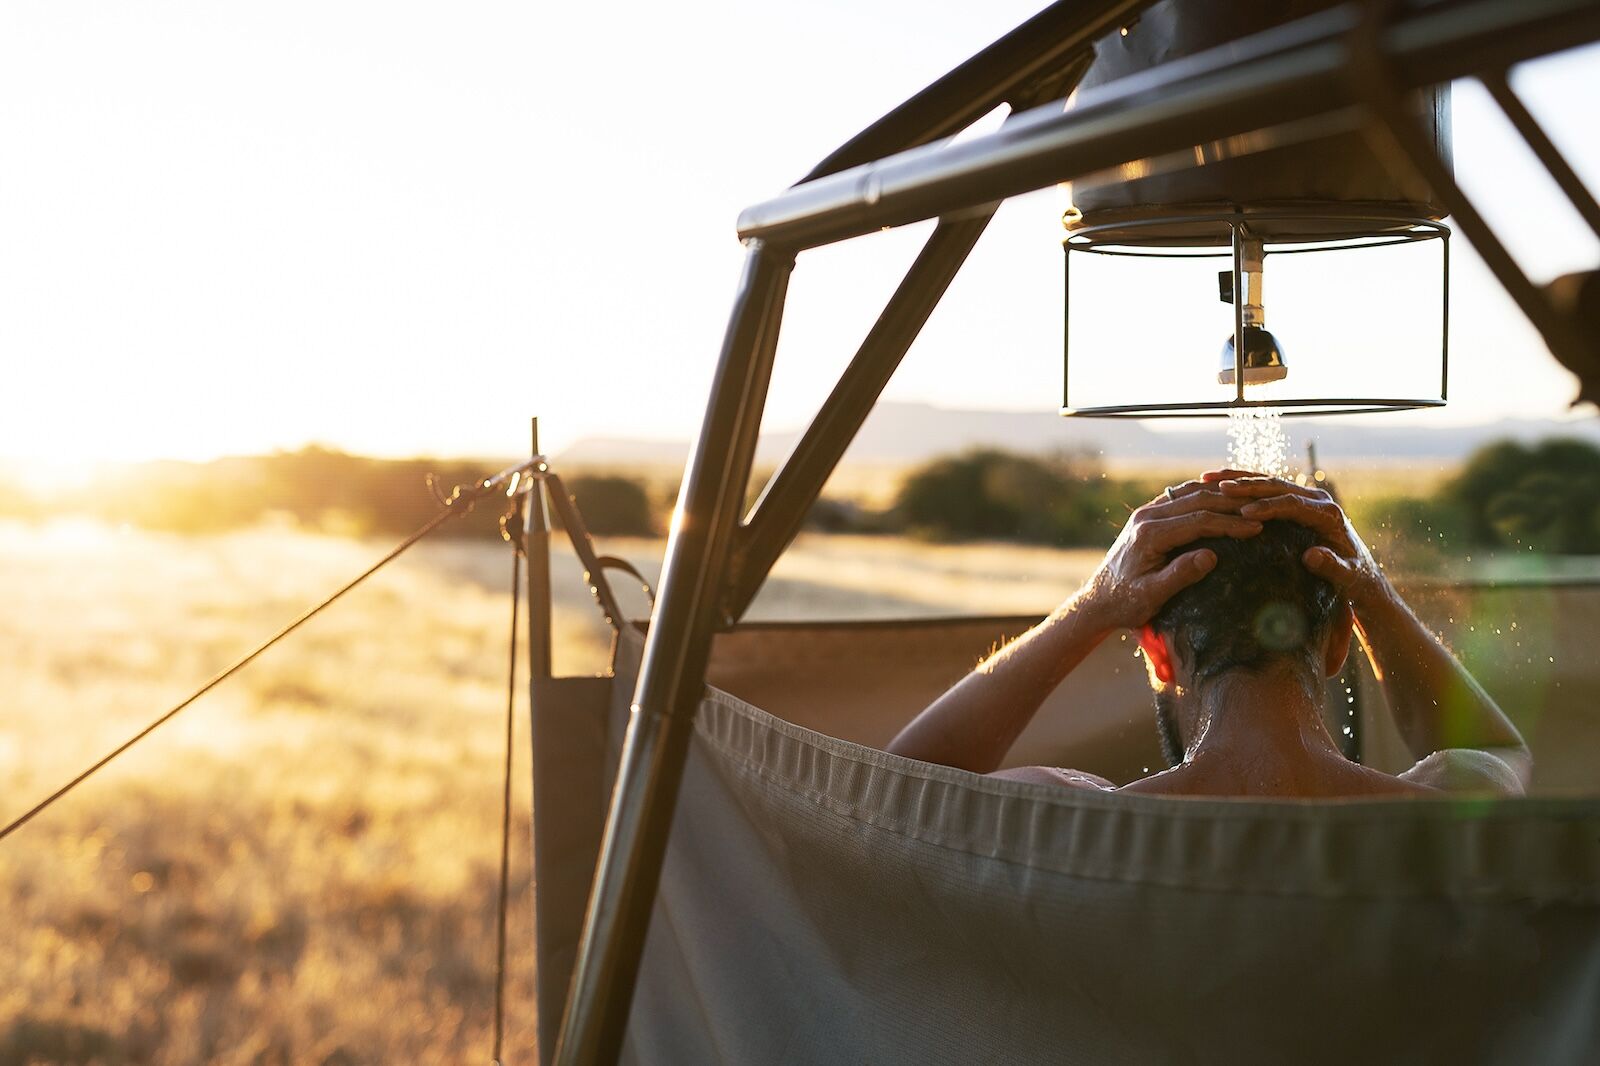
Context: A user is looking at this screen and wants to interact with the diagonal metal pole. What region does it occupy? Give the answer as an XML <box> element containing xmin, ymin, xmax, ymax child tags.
<box><xmin>724</xmin><ymin>76</ymin><xmax>1081</xmax><ymax>623</ymax></box>
<box><xmin>554</xmin><ymin>240</ymin><xmax>794</xmax><ymax>1065</ymax></box>
<box><xmin>724</xmin><ymin>210</ymin><xmax>996</xmax><ymax>621</ymax></box>
<box><xmin>1348</xmin><ymin>2</ymin><xmax>1590</xmax><ymax>375</ymax></box>
<box><xmin>802</xmin><ymin>0</ymin><xmax>1147</xmax><ymax>181</ymax></box>
<box><xmin>1480</xmin><ymin>69</ymin><xmax>1600</xmax><ymax>240</ymax></box>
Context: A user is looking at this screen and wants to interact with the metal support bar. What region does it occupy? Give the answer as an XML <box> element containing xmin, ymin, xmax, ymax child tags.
<box><xmin>1348</xmin><ymin>1</ymin><xmax>1591</xmax><ymax>380</ymax></box>
<box><xmin>522</xmin><ymin>418</ymin><xmax>554</xmax><ymax>1056</ymax></box>
<box><xmin>1442</xmin><ymin>224</ymin><xmax>1452</xmax><ymax>401</ymax></box>
<box><xmin>1232</xmin><ymin>220</ymin><xmax>1246</xmax><ymax>404</ymax></box>
<box><xmin>737</xmin><ymin>0</ymin><xmax>1600</xmax><ymax>250</ymax></box>
<box><xmin>724</xmin><ymin>209</ymin><xmax>997</xmax><ymax>621</ymax></box>
<box><xmin>802</xmin><ymin>0</ymin><xmax>1148</xmax><ymax>181</ymax></box>
<box><xmin>525</xmin><ymin>418</ymin><xmax>552</xmax><ymax>682</ymax></box>
<box><xmin>1481</xmin><ymin>69</ymin><xmax>1600</xmax><ymax>240</ymax></box>
<box><xmin>554</xmin><ymin>240</ymin><xmax>794</xmax><ymax>1066</ymax></box>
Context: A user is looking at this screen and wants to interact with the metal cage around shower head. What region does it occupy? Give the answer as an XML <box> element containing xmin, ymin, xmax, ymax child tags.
<box><xmin>1060</xmin><ymin>206</ymin><xmax>1451</xmax><ymax>418</ymax></box>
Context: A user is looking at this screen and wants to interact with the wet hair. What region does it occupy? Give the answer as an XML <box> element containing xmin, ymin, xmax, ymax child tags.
<box><xmin>1150</xmin><ymin>519</ymin><xmax>1340</xmax><ymax>685</ymax></box>
<box><xmin>1154</xmin><ymin>688</ymin><xmax>1183</xmax><ymax>768</ymax></box>
<box><xmin>1148</xmin><ymin>520</ymin><xmax>1340</xmax><ymax>767</ymax></box>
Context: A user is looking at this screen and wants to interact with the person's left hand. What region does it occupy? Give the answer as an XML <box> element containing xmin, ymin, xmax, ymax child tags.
<box><xmin>1212</xmin><ymin>475</ymin><xmax>1395</xmax><ymax>613</ymax></box>
<box><xmin>1075</xmin><ymin>482</ymin><xmax>1263</xmax><ymax>633</ymax></box>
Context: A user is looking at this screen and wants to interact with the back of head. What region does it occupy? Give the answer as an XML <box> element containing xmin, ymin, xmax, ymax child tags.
<box><xmin>1151</xmin><ymin>520</ymin><xmax>1339</xmax><ymax>682</ymax></box>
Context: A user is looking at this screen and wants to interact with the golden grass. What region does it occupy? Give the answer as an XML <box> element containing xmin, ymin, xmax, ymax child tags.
<box><xmin>4</xmin><ymin>508</ymin><xmax>1567</xmax><ymax>1062</ymax></box>
<box><xmin>0</xmin><ymin>521</ymin><xmax>614</xmax><ymax>1064</ymax></box>
<box><xmin>0</xmin><ymin>516</ymin><xmax>1102</xmax><ymax>1063</ymax></box>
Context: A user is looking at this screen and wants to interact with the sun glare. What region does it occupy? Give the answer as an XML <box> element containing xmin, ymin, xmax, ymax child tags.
<box><xmin>4</xmin><ymin>455</ymin><xmax>107</xmax><ymax>496</ymax></box>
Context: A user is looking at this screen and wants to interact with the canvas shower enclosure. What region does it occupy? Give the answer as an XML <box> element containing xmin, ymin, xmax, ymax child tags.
<box><xmin>529</xmin><ymin>1</ymin><xmax>1600</xmax><ymax>1063</ymax></box>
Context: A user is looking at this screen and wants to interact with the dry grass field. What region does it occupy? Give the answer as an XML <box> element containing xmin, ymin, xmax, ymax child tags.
<box><xmin>3</xmin><ymin>510</ymin><xmax>1593</xmax><ymax>1063</ymax></box>
<box><xmin>0</xmin><ymin>522</ymin><xmax>605</xmax><ymax>1065</ymax></box>
<box><xmin>0</xmin><ymin>519</ymin><xmax>1103</xmax><ymax>1065</ymax></box>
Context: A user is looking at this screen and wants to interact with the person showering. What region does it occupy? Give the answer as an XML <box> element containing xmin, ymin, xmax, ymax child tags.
<box><xmin>888</xmin><ymin>471</ymin><xmax>1530</xmax><ymax>797</ymax></box>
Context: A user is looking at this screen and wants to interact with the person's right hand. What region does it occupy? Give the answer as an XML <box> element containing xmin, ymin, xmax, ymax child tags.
<box><xmin>1213</xmin><ymin>476</ymin><xmax>1396</xmax><ymax>611</ymax></box>
<box><xmin>1075</xmin><ymin>482</ymin><xmax>1263</xmax><ymax>633</ymax></box>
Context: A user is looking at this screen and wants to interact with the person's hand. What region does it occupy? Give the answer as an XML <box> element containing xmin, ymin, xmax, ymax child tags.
<box><xmin>1075</xmin><ymin>482</ymin><xmax>1263</xmax><ymax>632</ymax></box>
<box><xmin>1214</xmin><ymin>476</ymin><xmax>1395</xmax><ymax>611</ymax></box>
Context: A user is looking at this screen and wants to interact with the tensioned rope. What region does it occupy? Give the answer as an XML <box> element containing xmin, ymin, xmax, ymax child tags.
<box><xmin>0</xmin><ymin>459</ymin><xmax>540</xmax><ymax>845</ymax></box>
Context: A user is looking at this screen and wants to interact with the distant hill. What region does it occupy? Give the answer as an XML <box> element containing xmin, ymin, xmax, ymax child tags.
<box><xmin>559</xmin><ymin>402</ymin><xmax>1600</xmax><ymax>470</ymax></box>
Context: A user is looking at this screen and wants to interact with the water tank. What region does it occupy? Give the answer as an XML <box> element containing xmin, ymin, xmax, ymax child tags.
<box><xmin>1065</xmin><ymin>0</ymin><xmax>1452</xmax><ymax>244</ymax></box>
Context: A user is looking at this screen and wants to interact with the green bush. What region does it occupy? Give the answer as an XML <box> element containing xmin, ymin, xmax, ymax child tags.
<box><xmin>803</xmin><ymin>497</ymin><xmax>871</xmax><ymax>534</ymax></box>
<box><xmin>1442</xmin><ymin>437</ymin><xmax>1600</xmax><ymax>554</ymax></box>
<box><xmin>1344</xmin><ymin>493</ymin><xmax>1469</xmax><ymax>572</ymax></box>
<box><xmin>892</xmin><ymin>449</ymin><xmax>1132</xmax><ymax>545</ymax></box>
<box><xmin>559</xmin><ymin>475</ymin><xmax>655</xmax><ymax>537</ymax></box>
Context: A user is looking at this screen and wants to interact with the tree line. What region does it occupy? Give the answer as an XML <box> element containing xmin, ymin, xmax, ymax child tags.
<box><xmin>2</xmin><ymin>437</ymin><xmax>1596</xmax><ymax>557</ymax></box>
<box><xmin>865</xmin><ymin>439</ymin><xmax>1600</xmax><ymax>557</ymax></box>
<box><xmin>0</xmin><ymin>446</ymin><xmax>662</xmax><ymax>540</ymax></box>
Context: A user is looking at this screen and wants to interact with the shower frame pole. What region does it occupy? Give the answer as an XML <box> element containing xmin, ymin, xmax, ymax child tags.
<box><xmin>723</xmin><ymin>212</ymin><xmax>994</xmax><ymax>622</ymax></box>
<box><xmin>525</xmin><ymin>418</ymin><xmax>552</xmax><ymax>685</ymax></box>
<box><xmin>553</xmin><ymin>241</ymin><xmax>794</xmax><ymax>1065</ymax></box>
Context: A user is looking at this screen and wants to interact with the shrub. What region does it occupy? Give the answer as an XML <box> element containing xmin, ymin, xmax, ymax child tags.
<box><xmin>804</xmin><ymin>497</ymin><xmax>870</xmax><ymax>534</ymax></box>
<box><xmin>559</xmin><ymin>475</ymin><xmax>655</xmax><ymax>537</ymax></box>
<box><xmin>892</xmin><ymin>449</ymin><xmax>1130</xmax><ymax>545</ymax></box>
<box><xmin>1442</xmin><ymin>437</ymin><xmax>1600</xmax><ymax>554</ymax></box>
<box><xmin>1344</xmin><ymin>493</ymin><xmax>1470</xmax><ymax>573</ymax></box>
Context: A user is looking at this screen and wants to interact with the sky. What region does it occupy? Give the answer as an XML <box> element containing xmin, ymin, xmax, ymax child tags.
<box><xmin>2</xmin><ymin>1</ymin><xmax>1597</xmax><ymax>473</ymax></box>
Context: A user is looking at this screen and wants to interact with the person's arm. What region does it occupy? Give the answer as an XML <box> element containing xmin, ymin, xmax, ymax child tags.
<box><xmin>886</xmin><ymin>484</ymin><xmax>1263</xmax><ymax>773</ymax></box>
<box><xmin>1352</xmin><ymin>586</ymin><xmax>1530</xmax><ymax>788</ymax></box>
<box><xmin>1218</xmin><ymin>477</ymin><xmax>1532</xmax><ymax>792</ymax></box>
<box><xmin>884</xmin><ymin>590</ymin><xmax>1111</xmax><ymax>773</ymax></box>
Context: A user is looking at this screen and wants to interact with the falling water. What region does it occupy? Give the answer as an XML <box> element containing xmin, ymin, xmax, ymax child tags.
<box><xmin>1226</xmin><ymin>406</ymin><xmax>1291</xmax><ymax>478</ymax></box>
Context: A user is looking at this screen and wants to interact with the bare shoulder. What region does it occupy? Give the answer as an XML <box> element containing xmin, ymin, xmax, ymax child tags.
<box><xmin>1398</xmin><ymin>748</ymin><xmax>1528</xmax><ymax>796</ymax></box>
<box><xmin>989</xmin><ymin>766</ymin><xmax>1116</xmax><ymax>791</ymax></box>
<box><xmin>1118</xmin><ymin>761</ymin><xmax>1437</xmax><ymax>798</ymax></box>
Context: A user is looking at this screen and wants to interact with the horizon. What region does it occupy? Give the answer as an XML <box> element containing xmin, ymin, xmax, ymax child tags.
<box><xmin>4</xmin><ymin>398</ymin><xmax>1598</xmax><ymax>482</ymax></box>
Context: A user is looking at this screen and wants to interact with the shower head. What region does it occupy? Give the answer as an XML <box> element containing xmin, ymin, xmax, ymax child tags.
<box><xmin>1058</xmin><ymin>0</ymin><xmax>1449</xmax><ymax>420</ymax></box>
<box><xmin>1218</xmin><ymin>326</ymin><xmax>1288</xmax><ymax>386</ymax></box>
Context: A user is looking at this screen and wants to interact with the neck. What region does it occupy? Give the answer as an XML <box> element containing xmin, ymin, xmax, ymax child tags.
<box><xmin>1186</xmin><ymin>662</ymin><xmax>1342</xmax><ymax>770</ymax></box>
